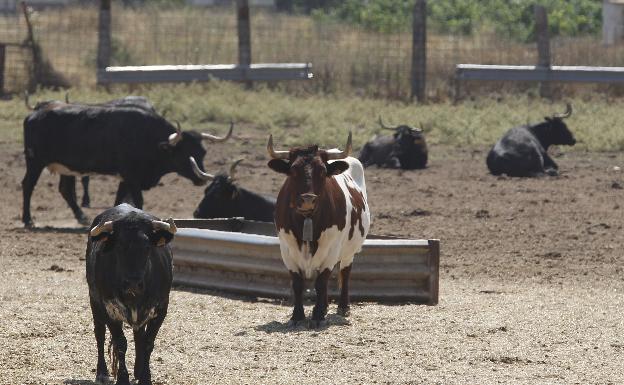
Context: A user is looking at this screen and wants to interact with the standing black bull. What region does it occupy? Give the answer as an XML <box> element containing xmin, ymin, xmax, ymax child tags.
<box><xmin>25</xmin><ymin>93</ymin><xmax>161</xmax><ymax>208</ymax></box>
<box><xmin>358</xmin><ymin>117</ymin><xmax>428</xmax><ymax>169</ymax></box>
<box><xmin>486</xmin><ymin>104</ymin><xmax>575</xmax><ymax>177</ymax></box>
<box><xmin>22</xmin><ymin>104</ymin><xmax>232</xmax><ymax>227</ymax></box>
<box><xmin>86</xmin><ymin>204</ymin><xmax>175</xmax><ymax>385</ymax></box>
<box><xmin>193</xmin><ymin>159</ymin><xmax>276</xmax><ymax>221</ymax></box>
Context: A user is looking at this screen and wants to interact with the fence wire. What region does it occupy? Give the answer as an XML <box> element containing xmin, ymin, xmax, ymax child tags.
<box><xmin>0</xmin><ymin>3</ymin><xmax>623</xmax><ymax>98</ymax></box>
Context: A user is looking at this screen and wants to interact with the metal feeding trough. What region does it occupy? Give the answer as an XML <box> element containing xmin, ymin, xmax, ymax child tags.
<box><xmin>171</xmin><ymin>218</ymin><xmax>440</xmax><ymax>305</ymax></box>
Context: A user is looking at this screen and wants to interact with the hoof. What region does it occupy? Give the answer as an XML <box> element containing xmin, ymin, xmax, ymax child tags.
<box><xmin>81</xmin><ymin>201</ymin><xmax>90</xmax><ymax>208</ymax></box>
<box><xmin>545</xmin><ymin>168</ymin><xmax>559</xmax><ymax>177</ymax></box>
<box><xmin>77</xmin><ymin>215</ymin><xmax>91</xmax><ymax>226</ymax></box>
<box><xmin>24</xmin><ymin>221</ymin><xmax>34</xmax><ymax>229</ymax></box>
<box><xmin>115</xmin><ymin>378</ymin><xmax>131</xmax><ymax>385</ymax></box>
<box><xmin>287</xmin><ymin>319</ymin><xmax>304</xmax><ymax>328</ymax></box>
<box><xmin>308</xmin><ymin>319</ymin><xmax>327</xmax><ymax>329</ymax></box>
<box><xmin>95</xmin><ymin>373</ymin><xmax>112</xmax><ymax>384</ymax></box>
<box><xmin>336</xmin><ymin>306</ymin><xmax>351</xmax><ymax>317</ymax></box>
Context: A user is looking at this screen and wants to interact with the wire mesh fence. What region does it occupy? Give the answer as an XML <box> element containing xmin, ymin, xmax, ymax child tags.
<box><xmin>0</xmin><ymin>2</ymin><xmax>623</xmax><ymax>98</ymax></box>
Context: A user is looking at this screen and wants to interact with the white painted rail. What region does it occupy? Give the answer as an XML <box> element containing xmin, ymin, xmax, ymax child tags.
<box><xmin>171</xmin><ymin>219</ymin><xmax>439</xmax><ymax>304</ymax></box>
<box><xmin>97</xmin><ymin>63</ymin><xmax>313</xmax><ymax>84</ymax></box>
<box><xmin>455</xmin><ymin>64</ymin><xmax>624</xmax><ymax>83</ymax></box>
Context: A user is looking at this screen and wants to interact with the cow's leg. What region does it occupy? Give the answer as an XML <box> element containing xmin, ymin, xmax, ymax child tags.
<box><xmin>136</xmin><ymin>307</ymin><xmax>168</xmax><ymax>385</ymax></box>
<box><xmin>21</xmin><ymin>161</ymin><xmax>44</xmax><ymax>228</ymax></box>
<box><xmin>129</xmin><ymin>188</ymin><xmax>144</xmax><ymax>209</ymax></box>
<box><xmin>337</xmin><ymin>264</ymin><xmax>352</xmax><ymax>317</ymax></box>
<box><xmin>289</xmin><ymin>271</ymin><xmax>305</xmax><ymax>325</ymax></box>
<box><xmin>107</xmin><ymin>321</ymin><xmax>130</xmax><ymax>385</ymax></box>
<box><xmin>543</xmin><ymin>153</ymin><xmax>559</xmax><ymax>176</ymax></box>
<box><xmin>311</xmin><ymin>268</ymin><xmax>331</xmax><ymax>327</ymax></box>
<box><xmin>133</xmin><ymin>326</ymin><xmax>146</xmax><ymax>381</ymax></box>
<box><xmin>114</xmin><ymin>181</ymin><xmax>129</xmax><ymax>206</ymax></box>
<box><xmin>90</xmin><ymin>299</ymin><xmax>111</xmax><ymax>384</ymax></box>
<box><xmin>81</xmin><ymin>176</ymin><xmax>91</xmax><ymax>208</ymax></box>
<box><xmin>59</xmin><ymin>175</ymin><xmax>89</xmax><ymax>225</ymax></box>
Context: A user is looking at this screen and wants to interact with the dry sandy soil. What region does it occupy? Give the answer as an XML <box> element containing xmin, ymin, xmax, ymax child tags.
<box><xmin>1</xmin><ymin>127</ymin><xmax>623</xmax><ymax>384</ymax></box>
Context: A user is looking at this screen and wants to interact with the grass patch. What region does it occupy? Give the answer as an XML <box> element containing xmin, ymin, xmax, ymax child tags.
<box><xmin>3</xmin><ymin>82</ymin><xmax>623</xmax><ymax>152</ymax></box>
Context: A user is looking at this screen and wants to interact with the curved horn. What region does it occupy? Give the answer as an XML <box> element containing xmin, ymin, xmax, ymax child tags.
<box><xmin>267</xmin><ymin>134</ymin><xmax>289</xmax><ymax>160</ymax></box>
<box><xmin>90</xmin><ymin>220</ymin><xmax>113</xmax><ymax>237</ymax></box>
<box><xmin>152</xmin><ymin>218</ymin><xmax>177</xmax><ymax>234</ymax></box>
<box><xmin>201</xmin><ymin>121</ymin><xmax>234</xmax><ymax>142</ymax></box>
<box><xmin>326</xmin><ymin>131</ymin><xmax>353</xmax><ymax>160</ymax></box>
<box><xmin>24</xmin><ymin>91</ymin><xmax>34</xmax><ymax>110</ymax></box>
<box><xmin>554</xmin><ymin>103</ymin><xmax>572</xmax><ymax>119</ymax></box>
<box><xmin>168</xmin><ymin>121</ymin><xmax>183</xmax><ymax>146</ymax></box>
<box><xmin>229</xmin><ymin>158</ymin><xmax>244</xmax><ymax>179</ymax></box>
<box><xmin>189</xmin><ymin>156</ymin><xmax>214</xmax><ymax>181</ymax></box>
<box><xmin>378</xmin><ymin>116</ymin><xmax>394</xmax><ymax>130</ymax></box>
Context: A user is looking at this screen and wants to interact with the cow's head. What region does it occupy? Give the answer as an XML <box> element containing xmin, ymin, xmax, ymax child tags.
<box><xmin>193</xmin><ymin>159</ymin><xmax>244</xmax><ymax>218</ymax></box>
<box><xmin>379</xmin><ymin>116</ymin><xmax>426</xmax><ymax>147</ymax></box>
<box><xmin>160</xmin><ymin>121</ymin><xmax>234</xmax><ymax>186</ymax></box>
<box><xmin>543</xmin><ymin>103</ymin><xmax>576</xmax><ymax>146</ymax></box>
<box><xmin>89</xmin><ymin>212</ymin><xmax>176</xmax><ymax>299</ymax></box>
<box><xmin>267</xmin><ymin>133</ymin><xmax>352</xmax><ymax>216</ymax></box>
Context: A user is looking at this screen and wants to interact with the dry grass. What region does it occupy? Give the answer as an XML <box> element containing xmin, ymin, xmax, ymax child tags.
<box><xmin>4</xmin><ymin>82</ymin><xmax>624</xmax><ymax>152</ymax></box>
<box><xmin>1</xmin><ymin>5</ymin><xmax>624</xmax><ymax>98</ymax></box>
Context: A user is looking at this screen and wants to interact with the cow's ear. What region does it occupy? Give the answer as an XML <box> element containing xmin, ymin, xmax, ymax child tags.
<box><xmin>159</xmin><ymin>142</ymin><xmax>173</xmax><ymax>152</ymax></box>
<box><xmin>149</xmin><ymin>230</ymin><xmax>174</xmax><ymax>247</ymax></box>
<box><xmin>268</xmin><ymin>159</ymin><xmax>290</xmax><ymax>174</ymax></box>
<box><xmin>327</xmin><ymin>161</ymin><xmax>349</xmax><ymax>176</ymax></box>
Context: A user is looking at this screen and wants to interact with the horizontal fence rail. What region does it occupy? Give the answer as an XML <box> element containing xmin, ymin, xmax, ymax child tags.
<box><xmin>456</xmin><ymin>64</ymin><xmax>624</xmax><ymax>83</ymax></box>
<box><xmin>97</xmin><ymin>63</ymin><xmax>313</xmax><ymax>84</ymax></box>
<box><xmin>171</xmin><ymin>218</ymin><xmax>439</xmax><ymax>304</ymax></box>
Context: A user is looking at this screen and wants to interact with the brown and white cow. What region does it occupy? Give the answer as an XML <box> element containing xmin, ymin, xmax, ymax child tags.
<box><xmin>267</xmin><ymin>132</ymin><xmax>370</xmax><ymax>326</ymax></box>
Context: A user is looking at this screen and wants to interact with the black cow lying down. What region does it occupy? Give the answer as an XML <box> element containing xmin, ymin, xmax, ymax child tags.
<box><xmin>86</xmin><ymin>204</ymin><xmax>175</xmax><ymax>385</ymax></box>
<box><xmin>22</xmin><ymin>102</ymin><xmax>233</xmax><ymax>227</ymax></box>
<box><xmin>486</xmin><ymin>104</ymin><xmax>576</xmax><ymax>177</ymax></box>
<box><xmin>193</xmin><ymin>159</ymin><xmax>276</xmax><ymax>221</ymax></box>
<box><xmin>358</xmin><ymin>117</ymin><xmax>428</xmax><ymax>169</ymax></box>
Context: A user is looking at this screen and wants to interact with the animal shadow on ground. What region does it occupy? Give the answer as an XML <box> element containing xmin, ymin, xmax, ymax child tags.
<box><xmin>255</xmin><ymin>313</ymin><xmax>350</xmax><ymax>334</ymax></box>
<box><xmin>63</xmin><ymin>380</ymin><xmax>98</xmax><ymax>385</ymax></box>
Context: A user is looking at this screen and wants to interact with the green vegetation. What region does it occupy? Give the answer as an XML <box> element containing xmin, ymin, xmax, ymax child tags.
<box><xmin>309</xmin><ymin>0</ymin><xmax>602</xmax><ymax>40</ymax></box>
<box><xmin>3</xmin><ymin>82</ymin><xmax>624</xmax><ymax>152</ymax></box>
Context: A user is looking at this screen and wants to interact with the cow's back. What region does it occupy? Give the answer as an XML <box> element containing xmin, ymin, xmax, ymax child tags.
<box><xmin>487</xmin><ymin>126</ymin><xmax>545</xmax><ymax>176</ymax></box>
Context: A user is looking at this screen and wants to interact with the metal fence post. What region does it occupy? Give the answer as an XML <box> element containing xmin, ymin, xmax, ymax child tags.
<box><xmin>237</xmin><ymin>0</ymin><xmax>252</xmax><ymax>88</ymax></box>
<box><xmin>411</xmin><ymin>0</ymin><xmax>426</xmax><ymax>102</ymax></box>
<box><xmin>97</xmin><ymin>0</ymin><xmax>111</xmax><ymax>84</ymax></box>
<box><xmin>535</xmin><ymin>5</ymin><xmax>551</xmax><ymax>98</ymax></box>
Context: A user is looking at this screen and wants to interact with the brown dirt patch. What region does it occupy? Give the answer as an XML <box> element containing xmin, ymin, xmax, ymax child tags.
<box><xmin>1</xmin><ymin>128</ymin><xmax>623</xmax><ymax>384</ymax></box>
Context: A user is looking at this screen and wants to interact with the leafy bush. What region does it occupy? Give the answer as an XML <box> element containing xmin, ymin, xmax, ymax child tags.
<box><xmin>307</xmin><ymin>0</ymin><xmax>602</xmax><ymax>41</ymax></box>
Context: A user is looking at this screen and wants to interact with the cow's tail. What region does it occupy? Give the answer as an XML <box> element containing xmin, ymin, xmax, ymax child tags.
<box><xmin>108</xmin><ymin>335</ymin><xmax>119</xmax><ymax>380</ymax></box>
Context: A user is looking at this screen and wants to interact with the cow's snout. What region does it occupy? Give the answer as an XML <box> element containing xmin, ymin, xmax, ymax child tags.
<box><xmin>122</xmin><ymin>277</ymin><xmax>145</xmax><ymax>296</ymax></box>
<box><xmin>297</xmin><ymin>193</ymin><xmax>318</xmax><ymax>213</ymax></box>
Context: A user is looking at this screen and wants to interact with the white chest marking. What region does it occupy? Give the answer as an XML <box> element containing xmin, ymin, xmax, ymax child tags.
<box><xmin>103</xmin><ymin>299</ymin><xmax>157</xmax><ymax>329</ymax></box>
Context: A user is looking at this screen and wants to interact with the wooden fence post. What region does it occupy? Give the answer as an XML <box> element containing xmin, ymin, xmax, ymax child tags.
<box><xmin>237</xmin><ymin>0</ymin><xmax>252</xmax><ymax>88</ymax></box>
<box><xmin>0</xmin><ymin>44</ymin><xmax>5</xmax><ymax>95</ymax></box>
<box><xmin>411</xmin><ymin>0</ymin><xmax>426</xmax><ymax>102</ymax></box>
<box><xmin>535</xmin><ymin>5</ymin><xmax>551</xmax><ymax>98</ymax></box>
<box><xmin>97</xmin><ymin>0</ymin><xmax>111</xmax><ymax>82</ymax></box>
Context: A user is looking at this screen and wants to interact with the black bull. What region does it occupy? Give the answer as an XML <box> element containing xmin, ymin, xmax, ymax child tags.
<box><xmin>86</xmin><ymin>204</ymin><xmax>175</xmax><ymax>385</ymax></box>
<box><xmin>358</xmin><ymin>118</ymin><xmax>428</xmax><ymax>169</ymax></box>
<box><xmin>22</xmin><ymin>104</ymin><xmax>232</xmax><ymax>227</ymax></box>
<box><xmin>193</xmin><ymin>159</ymin><xmax>276</xmax><ymax>222</ymax></box>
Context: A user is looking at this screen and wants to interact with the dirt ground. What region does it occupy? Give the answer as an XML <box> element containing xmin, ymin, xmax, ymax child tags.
<box><xmin>1</xmin><ymin>127</ymin><xmax>623</xmax><ymax>384</ymax></box>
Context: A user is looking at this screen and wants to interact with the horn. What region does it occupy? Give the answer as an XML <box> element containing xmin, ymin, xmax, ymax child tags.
<box><xmin>189</xmin><ymin>156</ymin><xmax>214</xmax><ymax>181</ymax></box>
<box><xmin>378</xmin><ymin>116</ymin><xmax>394</xmax><ymax>130</ymax></box>
<box><xmin>152</xmin><ymin>218</ymin><xmax>177</xmax><ymax>234</ymax></box>
<box><xmin>267</xmin><ymin>134</ymin><xmax>289</xmax><ymax>160</ymax></box>
<box><xmin>229</xmin><ymin>158</ymin><xmax>244</xmax><ymax>179</ymax></box>
<box><xmin>326</xmin><ymin>131</ymin><xmax>353</xmax><ymax>160</ymax></box>
<box><xmin>554</xmin><ymin>103</ymin><xmax>572</xmax><ymax>119</ymax></box>
<box><xmin>24</xmin><ymin>91</ymin><xmax>34</xmax><ymax>110</ymax></box>
<box><xmin>168</xmin><ymin>121</ymin><xmax>183</xmax><ymax>146</ymax></box>
<box><xmin>90</xmin><ymin>220</ymin><xmax>113</xmax><ymax>237</ymax></box>
<box><xmin>201</xmin><ymin>121</ymin><xmax>234</xmax><ymax>142</ymax></box>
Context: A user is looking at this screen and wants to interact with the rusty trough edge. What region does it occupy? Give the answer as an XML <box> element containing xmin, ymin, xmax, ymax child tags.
<box><xmin>170</xmin><ymin>219</ymin><xmax>440</xmax><ymax>305</ymax></box>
